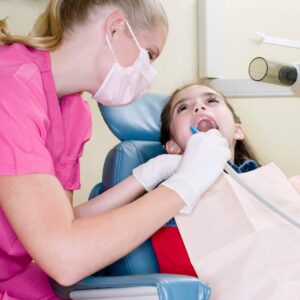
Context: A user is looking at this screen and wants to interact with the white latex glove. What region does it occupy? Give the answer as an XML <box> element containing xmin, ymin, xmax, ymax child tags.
<box><xmin>132</xmin><ymin>154</ymin><xmax>182</xmax><ymax>191</ymax></box>
<box><xmin>161</xmin><ymin>129</ymin><xmax>231</xmax><ymax>214</ymax></box>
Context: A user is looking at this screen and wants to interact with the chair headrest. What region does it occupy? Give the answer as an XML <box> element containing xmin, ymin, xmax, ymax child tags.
<box><xmin>99</xmin><ymin>93</ymin><xmax>169</xmax><ymax>142</ymax></box>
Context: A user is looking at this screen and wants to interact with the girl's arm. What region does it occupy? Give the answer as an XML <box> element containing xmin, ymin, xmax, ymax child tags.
<box><xmin>73</xmin><ymin>154</ymin><xmax>182</xmax><ymax>218</ymax></box>
<box><xmin>0</xmin><ymin>174</ymin><xmax>184</xmax><ymax>287</ymax></box>
<box><xmin>74</xmin><ymin>175</ymin><xmax>145</xmax><ymax>218</ymax></box>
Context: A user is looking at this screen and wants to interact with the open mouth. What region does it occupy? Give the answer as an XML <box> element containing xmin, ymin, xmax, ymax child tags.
<box><xmin>195</xmin><ymin>116</ymin><xmax>218</xmax><ymax>132</ymax></box>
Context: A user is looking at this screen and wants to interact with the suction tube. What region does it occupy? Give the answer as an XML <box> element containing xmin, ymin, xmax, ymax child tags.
<box><xmin>249</xmin><ymin>57</ymin><xmax>298</xmax><ymax>86</ymax></box>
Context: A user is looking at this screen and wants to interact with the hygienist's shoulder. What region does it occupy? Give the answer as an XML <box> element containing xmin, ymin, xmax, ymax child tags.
<box><xmin>0</xmin><ymin>43</ymin><xmax>48</xmax><ymax>110</ymax></box>
<box><xmin>0</xmin><ymin>43</ymin><xmax>45</xmax><ymax>86</ymax></box>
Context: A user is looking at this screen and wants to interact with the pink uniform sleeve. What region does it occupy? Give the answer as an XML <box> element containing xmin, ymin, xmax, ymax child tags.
<box><xmin>55</xmin><ymin>94</ymin><xmax>92</xmax><ymax>190</ymax></box>
<box><xmin>0</xmin><ymin>66</ymin><xmax>55</xmax><ymax>176</ymax></box>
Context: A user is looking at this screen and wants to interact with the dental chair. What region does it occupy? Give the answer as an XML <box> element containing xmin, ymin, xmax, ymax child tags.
<box><xmin>53</xmin><ymin>93</ymin><xmax>211</xmax><ymax>300</ymax></box>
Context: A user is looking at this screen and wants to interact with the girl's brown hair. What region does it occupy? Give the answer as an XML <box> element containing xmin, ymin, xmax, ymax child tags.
<box><xmin>160</xmin><ymin>84</ymin><xmax>259</xmax><ymax>166</ymax></box>
<box><xmin>0</xmin><ymin>0</ymin><xmax>168</xmax><ymax>51</ymax></box>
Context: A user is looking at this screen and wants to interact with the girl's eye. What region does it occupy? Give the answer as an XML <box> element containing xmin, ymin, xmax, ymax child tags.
<box><xmin>207</xmin><ymin>96</ymin><xmax>220</xmax><ymax>104</ymax></box>
<box><xmin>176</xmin><ymin>103</ymin><xmax>188</xmax><ymax>113</ymax></box>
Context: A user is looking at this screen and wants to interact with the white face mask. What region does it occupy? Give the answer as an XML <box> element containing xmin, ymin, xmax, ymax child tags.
<box><xmin>93</xmin><ymin>20</ymin><xmax>157</xmax><ymax>106</ymax></box>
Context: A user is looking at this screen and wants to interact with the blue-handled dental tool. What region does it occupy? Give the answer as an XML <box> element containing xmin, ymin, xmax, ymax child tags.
<box><xmin>190</xmin><ymin>126</ymin><xmax>199</xmax><ymax>134</ymax></box>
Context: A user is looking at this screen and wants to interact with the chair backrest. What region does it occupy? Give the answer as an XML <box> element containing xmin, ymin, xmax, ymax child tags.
<box><xmin>99</xmin><ymin>93</ymin><xmax>169</xmax><ymax>142</ymax></box>
<box><xmin>90</xmin><ymin>93</ymin><xmax>169</xmax><ymax>276</ymax></box>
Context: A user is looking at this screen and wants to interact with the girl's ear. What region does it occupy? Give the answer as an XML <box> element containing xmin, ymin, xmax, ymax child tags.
<box><xmin>165</xmin><ymin>140</ymin><xmax>182</xmax><ymax>154</ymax></box>
<box><xmin>233</xmin><ymin>123</ymin><xmax>245</xmax><ymax>141</ymax></box>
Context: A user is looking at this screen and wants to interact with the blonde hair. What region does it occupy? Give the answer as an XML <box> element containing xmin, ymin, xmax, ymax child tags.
<box><xmin>0</xmin><ymin>0</ymin><xmax>168</xmax><ymax>51</ymax></box>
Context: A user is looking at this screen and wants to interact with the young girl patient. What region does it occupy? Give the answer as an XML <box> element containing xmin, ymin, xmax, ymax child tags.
<box><xmin>151</xmin><ymin>83</ymin><xmax>260</xmax><ymax>276</ymax></box>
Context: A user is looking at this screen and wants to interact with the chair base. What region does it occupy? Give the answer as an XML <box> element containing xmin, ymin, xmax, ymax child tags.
<box><xmin>70</xmin><ymin>286</ymin><xmax>159</xmax><ymax>300</ymax></box>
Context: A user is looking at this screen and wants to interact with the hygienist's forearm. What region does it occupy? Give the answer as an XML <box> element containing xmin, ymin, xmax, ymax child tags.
<box><xmin>65</xmin><ymin>190</ymin><xmax>73</xmax><ymax>204</ymax></box>
<box><xmin>67</xmin><ymin>185</ymin><xmax>184</xmax><ymax>285</ymax></box>
<box><xmin>73</xmin><ymin>175</ymin><xmax>145</xmax><ymax>218</ymax></box>
<box><xmin>0</xmin><ymin>173</ymin><xmax>184</xmax><ymax>287</ymax></box>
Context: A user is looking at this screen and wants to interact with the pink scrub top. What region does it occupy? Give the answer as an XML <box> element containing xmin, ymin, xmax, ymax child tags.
<box><xmin>0</xmin><ymin>44</ymin><xmax>92</xmax><ymax>299</ymax></box>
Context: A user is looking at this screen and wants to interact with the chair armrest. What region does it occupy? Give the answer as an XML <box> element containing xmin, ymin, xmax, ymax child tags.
<box><xmin>53</xmin><ymin>274</ymin><xmax>211</xmax><ymax>300</ymax></box>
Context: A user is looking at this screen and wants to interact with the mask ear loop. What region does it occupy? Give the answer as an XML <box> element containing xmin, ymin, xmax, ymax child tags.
<box><xmin>106</xmin><ymin>33</ymin><xmax>119</xmax><ymax>64</ymax></box>
<box><xmin>124</xmin><ymin>20</ymin><xmax>142</xmax><ymax>51</ymax></box>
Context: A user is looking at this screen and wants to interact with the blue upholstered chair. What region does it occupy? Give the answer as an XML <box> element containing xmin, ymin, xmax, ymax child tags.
<box><xmin>54</xmin><ymin>94</ymin><xmax>211</xmax><ymax>300</ymax></box>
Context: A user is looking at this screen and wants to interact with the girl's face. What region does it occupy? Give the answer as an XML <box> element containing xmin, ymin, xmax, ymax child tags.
<box><xmin>166</xmin><ymin>85</ymin><xmax>244</xmax><ymax>154</ymax></box>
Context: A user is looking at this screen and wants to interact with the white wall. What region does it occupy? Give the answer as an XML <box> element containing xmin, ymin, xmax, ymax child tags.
<box><xmin>1</xmin><ymin>0</ymin><xmax>299</xmax><ymax>207</ymax></box>
<box><xmin>223</xmin><ymin>0</ymin><xmax>300</xmax><ymax>177</ymax></box>
<box><xmin>0</xmin><ymin>0</ymin><xmax>47</xmax><ymax>32</ymax></box>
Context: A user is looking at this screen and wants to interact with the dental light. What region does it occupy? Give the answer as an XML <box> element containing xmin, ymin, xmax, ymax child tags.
<box><xmin>249</xmin><ymin>57</ymin><xmax>300</xmax><ymax>96</ymax></box>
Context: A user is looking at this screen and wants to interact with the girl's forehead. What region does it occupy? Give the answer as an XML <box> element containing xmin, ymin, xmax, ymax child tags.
<box><xmin>171</xmin><ymin>85</ymin><xmax>220</xmax><ymax>107</ymax></box>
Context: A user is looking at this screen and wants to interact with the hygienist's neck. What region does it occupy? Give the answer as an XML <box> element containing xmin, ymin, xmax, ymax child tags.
<box><xmin>49</xmin><ymin>48</ymin><xmax>84</xmax><ymax>99</ymax></box>
<box><xmin>48</xmin><ymin>17</ymin><xmax>109</xmax><ymax>99</ymax></box>
<box><xmin>49</xmin><ymin>42</ymin><xmax>98</xmax><ymax>99</ymax></box>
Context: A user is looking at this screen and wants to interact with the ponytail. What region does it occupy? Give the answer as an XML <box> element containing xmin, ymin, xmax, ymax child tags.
<box><xmin>0</xmin><ymin>1</ymin><xmax>65</xmax><ymax>50</ymax></box>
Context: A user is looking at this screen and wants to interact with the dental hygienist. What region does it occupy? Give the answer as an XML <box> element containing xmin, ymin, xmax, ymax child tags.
<box><xmin>0</xmin><ymin>1</ymin><xmax>230</xmax><ymax>298</ymax></box>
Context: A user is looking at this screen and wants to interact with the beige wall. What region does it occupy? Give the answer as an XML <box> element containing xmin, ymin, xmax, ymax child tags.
<box><xmin>1</xmin><ymin>0</ymin><xmax>299</xmax><ymax>207</ymax></box>
<box><xmin>224</xmin><ymin>0</ymin><xmax>300</xmax><ymax>177</ymax></box>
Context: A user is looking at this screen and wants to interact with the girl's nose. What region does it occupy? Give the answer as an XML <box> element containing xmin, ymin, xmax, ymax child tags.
<box><xmin>193</xmin><ymin>105</ymin><xmax>206</xmax><ymax>114</ymax></box>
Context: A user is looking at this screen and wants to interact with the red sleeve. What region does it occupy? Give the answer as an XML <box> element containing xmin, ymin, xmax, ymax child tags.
<box><xmin>151</xmin><ymin>226</ymin><xmax>197</xmax><ymax>277</ymax></box>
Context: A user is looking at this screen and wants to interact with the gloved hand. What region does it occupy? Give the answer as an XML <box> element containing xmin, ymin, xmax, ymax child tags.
<box><xmin>161</xmin><ymin>129</ymin><xmax>231</xmax><ymax>214</ymax></box>
<box><xmin>132</xmin><ymin>154</ymin><xmax>182</xmax><ymax>191</ymax></box>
